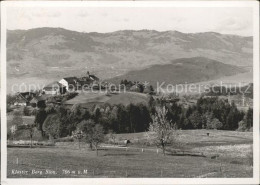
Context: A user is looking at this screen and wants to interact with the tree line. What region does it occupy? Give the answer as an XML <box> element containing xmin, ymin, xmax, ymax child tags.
<box><xmin>32</xmin><ymin>96</ymin><xmax>253</xmax><ymax>140</ymax></box>
<box><xmin>206</xmin><ymin>83</ymin><xmax>253</xmax><ymax>98</ymax></box>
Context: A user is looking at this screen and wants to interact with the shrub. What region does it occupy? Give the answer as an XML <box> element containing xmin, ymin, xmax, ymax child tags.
<box><xmin>237</xmin><ymin>120</ymin><xmax>247</xmax><ymax>132</ymax></box>
<box><xmin>207</xmin><ymin>118</ymin><xmax>222</xmax><ymax>130</ymax></box>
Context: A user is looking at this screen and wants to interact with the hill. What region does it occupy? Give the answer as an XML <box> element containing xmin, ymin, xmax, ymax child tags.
<box><xmin>108</xmin><ymin>57</ymin><xmax>246</xmax><ymax>87</ymax></box>
<box><xmin>7</xmin><ymin>27</ymin><xmax>252</xmax><ymax>82</ymax></box>
<box><xmin>64</xmin><ymin>92</ymin><xmax>149</xmax><ymax>108</ymax></box>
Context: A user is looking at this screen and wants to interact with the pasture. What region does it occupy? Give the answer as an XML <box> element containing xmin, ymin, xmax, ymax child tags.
<box><xmin>7</xmin><ymin>130</ymin><xmax>253</xmax><ymax>178</ymax></box>
<box><xmin>64</xmin><ymin>91</ymin><xmax>149</xmax><ymax>108</ymax></box>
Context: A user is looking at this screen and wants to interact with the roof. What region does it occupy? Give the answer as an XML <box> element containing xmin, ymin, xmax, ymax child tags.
<box><xmin>89</xmin><ymin>75</ymin><xmax>99</xmax><ymax>81</ymax></box>
<box><xmin>43</xmin><ymin>81</ymin><xmax>65</xmax><ymax>90</ymax></box>
<box><xmin>15</xmin><ymin>92</ymin><xmax>35</xmax><ymax>102</ymax></box>
<box><xmin>18</xmin><ymin>92</ymin><xmax>36</xmax><ymax>97</ymax></box>
<box><xmin>62</xmin><ymin>77</ymin><xmax>79</xmax><ymax>84</ymax></box>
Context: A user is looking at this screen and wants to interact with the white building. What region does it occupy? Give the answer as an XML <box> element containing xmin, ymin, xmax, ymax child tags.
<box><xmin>59</xmin><ymin>77</ymin><xmax>78</xmax><ymax>91</ymax></box>
<box><xmin>43</xmin><ymin>81</ymin><xmax>66</xmax><ymax>95</ymax></box>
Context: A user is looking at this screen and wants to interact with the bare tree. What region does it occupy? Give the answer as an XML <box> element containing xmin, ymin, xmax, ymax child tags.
<box><xmin>72</xmin><ymin>130</ymin><xmax>84</xmax><ymax>149</ymax></box>
<box><xmin>86</xmin><ymin>124</ymin><xmax>105</xmax><ymax>156</ymax></box>
<box><xmin>18</xmin><ymin>124</ymin><xmax>36</xmax><ymax>148</ymax></box>
<box><xmin>27</xmin><ymin>124</ymin><xmax>36</xmax><ymax>148</ymax></box>
<box><xmin>149</xmin><ymin>106</ymin><xmax>177</xmax><ymax>156</ymax></box>
<box><xmin>108</xmin><ymin>130</ymin><xmax>116</xmax><ymax>145</ymax></box>
<box><xmin>77</xmin><ymin>120</ymin><xmax>105</xmax><ymax>156</ymax></box>
<box><xmin>10</xmin><ymin>125</ymin><xmax>17</xmax><ymax>141</ymax></box>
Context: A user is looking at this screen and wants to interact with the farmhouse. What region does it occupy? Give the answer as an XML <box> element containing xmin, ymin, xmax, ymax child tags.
<box><xmin>59</xmin><ymin>72</ymin><xmax>100</xmax><ymax>91</ymax></box>
<box><xmin>78</xmin><ymin>72</ymin><xmax>100</xmax><ymax>89</ymax></box>
<box><xmin>14</xmin><ymin>92</ymin><xmax>36</xmax><ymax>106</ymax></box>
<box><xmin>43</xmin><ymin>81</ymin><xmax>66</xmax><ymax>95</ymax></box>
<box><xmin>59</xmin><ymin>77</ymin><xmax>79</xmax><ymax>91</ymax></box>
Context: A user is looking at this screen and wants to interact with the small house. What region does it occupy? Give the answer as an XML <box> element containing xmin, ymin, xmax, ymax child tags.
<box><xmin>59</xmin><ymin>77</ymin><xmax>79</xmax><ymax>91</ymax></box>
<box><xmin>43</xmin><ymin>81</ymin><xmax>66</xmax><ymax>95</ymax></box>
<box><xmin>14</xmin><ymin>92</ymin><xmax>36</xmax><ymax>106</ymax></box>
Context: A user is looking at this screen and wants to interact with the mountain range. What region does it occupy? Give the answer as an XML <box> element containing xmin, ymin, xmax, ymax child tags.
<box><xmin>108</xmin><ymin>57</ymin><xmax>246</xmax><ymax>87</ymax></box>
<box><xmin>7</xmin><ymin>27</ymin><xmax>252</xmax><ymax>87</ymax></box>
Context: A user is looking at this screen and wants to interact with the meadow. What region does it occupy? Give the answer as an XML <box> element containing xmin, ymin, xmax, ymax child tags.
<box><xmin>7</xmin><ymin>130</ymin><xmax>253</xmax><ymax>178</ymax></box>
<box><xmin>64</xmin><ymin>91</ymin><xmax>149</xmax><ymax>108</ymax></box>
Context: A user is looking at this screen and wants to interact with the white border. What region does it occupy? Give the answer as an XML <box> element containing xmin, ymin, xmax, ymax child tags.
<box><xmin>1</xmin><ymin>1</ymin><xmax>259</xmax><ymax>185</ymax></box>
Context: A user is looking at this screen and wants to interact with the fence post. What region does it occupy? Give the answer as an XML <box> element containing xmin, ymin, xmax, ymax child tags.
<box><xmin>56</xmin><ymin>163</ymin><xmax>57</xmax><ymax>175</ymax></box>
<box><xmin>157</xmin><ymin>149</ymin><xmax>159</xmax><ymax>154</ymax></box>
<box><xmin>16</xmin><ymin>157</ymin><xmax>19</xmax><ymax>165</ymax></box>
<box><xmin>141</xmin><ymin>148</ymin><xmax>144</xmax><ymax>153</ymax></box>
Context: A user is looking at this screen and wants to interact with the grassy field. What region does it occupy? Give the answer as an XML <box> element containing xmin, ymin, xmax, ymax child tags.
<box><xmin>64</xmin><ymin>91</ymin><xmax>149</xmax><ymax>108</ymax></box>
<box><xmin>7</xmin><ymin>130</ymin><xmax>253</xmax><ymax>178</ymax></box>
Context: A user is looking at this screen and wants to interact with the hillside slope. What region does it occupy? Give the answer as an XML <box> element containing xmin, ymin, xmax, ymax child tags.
<box><xmin>108</xmin><ymin>57</ymin><xmax>246</xmax><ymax>86</ymax></box>
<box><xmin>7</xmin><ymin>27</ymin><xmax>252</xmax><ymax>81</ymax></box>
<box><xmin>64</xmin><ymin>92</ymin><xmax>149</xmax><ymax>108</ymax></box>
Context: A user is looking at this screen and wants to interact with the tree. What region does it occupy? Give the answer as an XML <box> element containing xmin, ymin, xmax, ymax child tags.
<box><xmin>149</xmin><ymin>106</ymin><xmax>177</xmax><ymax>156</ymax></box>
<box><xmin>207</xmin><ymin>118</ymin><xmax>223</xmax><ymax>130</ymax></box>
<box><xmin>77</xmin><ymin>119</ymin><xmax>95</xmax><ymax>149</ymax></box>
<box><xmin>244</xmin><ymin>108</ymin><xmax>253</xmax><ymax>129</ymax></box>
<box><xmin>188</xmin><ymin>111</ymin><xmax>202</xmax><ymax>129</ymax></box>
<box><xmin>87</xmin><ymin>124</ymin><xmax>105</xmax><ymax>156</ymax></box>
<box><xmin>34</xmin><ymin>109</ymin><xmax>47</xmax><ymax>136</ymax></box>
<box><xmin>237</xmin><ymin>120</ymin><xmax>247</xmax><ymax>131</ymax></box>
<box><xmin>72</xmin><ymin>129</ymin><xmax>84</xmax><ymax>149</ymax></box>
<box><xmin>10</xmin><ymin>125</ymin><xmax>17</xmax><ymax>141</ymax></box>
<box><xmin>148</xmin><ymin>96</ymin><xmax>155</xmax><ymax>108</ymax></box>
<box><xmin>203</xmin><ymin>111</ymin><xmax>214</xmax><ymax>129</ymax></box>
<box><xmin>78</xmin><ymin>120</ymin><xmax>105</xmax><ymax>156</ymax></box>
<box><xmin>42</xmin><ymin>114</ymin><xmax>61</xmax><ymax>140</ymax></box>
<box><xmin>238</xmin><ymin>108</ymin><xmax>253</xmax><ymax>131</ymax></box>
<box><xmin>108</xmin><ymin>130</ymin><xmax>116</xmax><ymax>144</ymax></box>
<box><xmin>45</xmin><ymin>105</ymin><xmax>56</xmax><ymax>114</ymax></box>
<box><xmin>149</xmin><ymin>85</ymin><xmax>155</xmax><ymax>95</ymax></box>
<box><xmin>18</xmin><ymin>124</ymin><xmax>36</xmax><ymax>148</ymax></box>
<box><xmin>93</xmin><ymin>107</ymin><xmax>101</xmax><ymax>123</ymax></box>
<box><xmin>27</xmin><ymin>124</ymin><xmax>36</xmax><ymax>148</ymax></box>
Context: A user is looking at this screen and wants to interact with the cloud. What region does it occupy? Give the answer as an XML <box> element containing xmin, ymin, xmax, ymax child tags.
<box><xmin>7</xmin><ymin>7</ymin><xmax>253</xmax><ymax>36</ymax></box>
<box><xmin>215</xmin><ymin>17</ymin><xmax>251</xmax><ymax>33</ymax></box>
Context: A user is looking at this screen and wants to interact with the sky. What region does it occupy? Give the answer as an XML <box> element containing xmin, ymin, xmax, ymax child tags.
<box><xmin>6</xmin><ymin>6</ymin><xmax>253</xmax><ymax>36</ymax></box>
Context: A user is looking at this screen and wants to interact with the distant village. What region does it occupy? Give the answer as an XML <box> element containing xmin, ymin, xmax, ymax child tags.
<box><xmin>12</xmin><ymin>71</ymin><xmax>156</xmax><ymax>109</ymax></box>
<box><xmin>10</xmin><ymin>70</ymin><xmax>253</xmax><ymax>112</ymax></box>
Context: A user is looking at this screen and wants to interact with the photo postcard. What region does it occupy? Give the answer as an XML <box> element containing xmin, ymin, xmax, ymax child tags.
<box><xmin>1</xmin><ymin>1</ymin><xmax>259</xmax><ymax>185</ymax></box>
